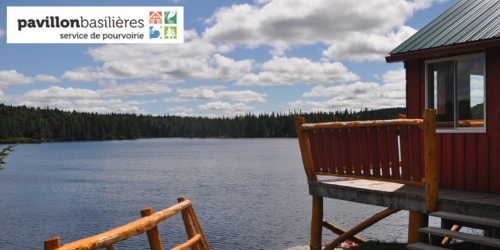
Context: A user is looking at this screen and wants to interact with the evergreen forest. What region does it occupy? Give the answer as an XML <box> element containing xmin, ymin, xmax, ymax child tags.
<box><xmin>0</xmin><ymin>104</ymin><xmax>406</xmax><ymax>143</ymax></box>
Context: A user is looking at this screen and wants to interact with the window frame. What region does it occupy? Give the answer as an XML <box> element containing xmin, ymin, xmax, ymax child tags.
<box><xmin>425</xmin><ymin>52</ymin><xmax>486</xmax><ymax>133</ymax></box>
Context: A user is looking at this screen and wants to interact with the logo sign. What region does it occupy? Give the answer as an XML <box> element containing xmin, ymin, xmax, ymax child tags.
<box><xmin>6</xmin><ymin>6</ymin><xmax>184</xmax><ymax>44</ymax></box>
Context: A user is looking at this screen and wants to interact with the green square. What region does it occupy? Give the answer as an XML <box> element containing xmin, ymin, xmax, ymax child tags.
<box><xmin>164</xmin><ymin>11</ymin><xmax>177</xmax><ymax>24</ymax></box>
<box><xmin>164</xmin><ymin>26</ymin><xmax>177</xmax><ymax>39</ymax></box>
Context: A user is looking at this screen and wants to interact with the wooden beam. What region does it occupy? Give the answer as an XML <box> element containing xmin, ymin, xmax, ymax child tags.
<box><xmin>324</xmin><ymin>208</ymin><xmax>399</xmax><ymax>250</ymax></box>
<box><xmin>141</xmin><ymin>207</ymin><xmax>164</xmax><ymax>250</ymax></box>
<box><xmin>300</xmin><ymin>118</ymin><xmax>423</xmax><ymax>131</ymax></box>
<box><xmin>178</xmin><ymin>196</ymin><xmax>201</xmax><ymax>250</ymax></box>
<box><xmin>44</xmin><ymin>237</ymin><xmax>60</xmax><ymax>250</ymax></box>
<box><xmin>51</xmin><ymin>200</ymin><xmax>192</xmax><ymax>250</ymax></box>
<box><xmin>322</xmin><ymin>220</ymin><xmax>367</xmax><ymax>243</ymax></box>
<box><xmin>423</xmin><ymin>109</ymin><xmax>438</xmax><ymax>213</ymax></box>
<box><xmin>310</xmin><ymin>196</ymin><xmax>323</xmax><ymax>250</ymax></box>
<box><xmin>171</xmin><ymin>234</ymin><xmax>202</xmax><ymax>250</ymax></box>
<box><xmin>294</xmin><ymin>116</ymin><xmax>318</xmax><ymax>182</ymax></box>
<box><xmin>408</xmin><ymin>211</ymin><xmax>429</xmax><ymax>244</ymax></box>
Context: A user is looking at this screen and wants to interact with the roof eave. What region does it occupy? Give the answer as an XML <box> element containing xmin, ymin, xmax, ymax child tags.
<box><xmin>385</xmin><ymin>37</ymin><xmax>500</xmax><ymax>63</ymax></box>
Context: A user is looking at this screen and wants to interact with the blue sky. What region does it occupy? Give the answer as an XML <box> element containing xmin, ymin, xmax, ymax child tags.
<box><xmin>0</xmin><ymin>0</ymin><xmax>457</xmax><ymax>117</ymax></box>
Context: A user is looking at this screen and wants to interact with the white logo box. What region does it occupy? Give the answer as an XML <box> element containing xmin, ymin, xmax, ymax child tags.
<box><xmin>6</xmin><ymin>6</ymin><xmax>184</xmax><ymax>44</ymax></box>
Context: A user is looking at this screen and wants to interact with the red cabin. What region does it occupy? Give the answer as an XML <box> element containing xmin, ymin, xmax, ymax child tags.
<box><xmin>386</xmin><ymin>0</ymin><xmax>500</xmax><ymax>194</ymax></box>
<box><xmin>296</xmin><ymin>1</ymin><xmax>500</xmax><ymax>249</ymax></box>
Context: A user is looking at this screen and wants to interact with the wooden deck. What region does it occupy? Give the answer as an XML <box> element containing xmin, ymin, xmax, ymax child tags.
<box><xmin>309</xmin><ymin>178</ymin><xmax>500</xmax><ymax>219</ymax></box>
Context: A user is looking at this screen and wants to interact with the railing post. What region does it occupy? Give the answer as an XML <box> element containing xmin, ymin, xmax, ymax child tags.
<box><xmin>294</xmin><ymin>116</ymin><xmax>317</xmax><ymax>182</ymax></box>
<box><xmin>423</xmin><ymin>109</ymin><xmax>438</xmax><ymax>212</ymax></box>
<box><xmin>177</xmin><ymin>196</ymin><xmax>201</xmax><ymax>250</ymax></box>
<box><xmin>44</xmin><ymin>237</ymin><xmax>60</xmax><ymax>250</ymax></box>
<box><xmin>178</xmin><ymin>196</ymin><xmax>209</xmax><ymax>250</ymax></box>
<box><xmin>140</xmin><ymin>207</ymin><xmax>164</xmax><ymax>250</ymax></box>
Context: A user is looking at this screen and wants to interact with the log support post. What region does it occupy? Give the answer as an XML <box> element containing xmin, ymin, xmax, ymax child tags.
<box><xmin>324</xmin><ymin>208</ymin><xmax>398</xmax><ymax>250</ymax></box>
<box><xmin>423</xmin><ymin>109</ymin><xmax>438</xmax><ymax>213</ymax></box>
<box><xmin>310</xmin><ymin>195</ymin><xmax>323</xmax><ymax>250</ymax></box>
<box><xmin>44</xmin><ymin>237</ymin><xmax>60</xmax><ymax>250</ymax></box>
<box><xmin>178</xmin><ymin>196</ymin><xmax>210</xmax><ymax>250</ymax></box>
<box><xmin>408</xmin><ymin>211</ymin><xmax>429</xmax><ymax>244</ymax></box>
<box><xmin>141</xmin><ymin>207</ymin><xmax>164</xmax><ymax>250</ymax></box>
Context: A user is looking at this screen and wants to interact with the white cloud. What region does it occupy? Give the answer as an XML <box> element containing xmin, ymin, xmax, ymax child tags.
<box><xmin>23</xmin><ymin>86</ymin><xmax>100</xmax><ymax>100</ymax></box>
<box><xmin>0</xmin><ymin>29</ymin><xmax>5</xmax><ymax>38</ymax></box>
<box><xmin>0</xmin><ymin>70</ymin><xmax>60</xmax><ymax>87</ymax></box>
<box><xmin>198</xmin><ymin>101</ymin><xmax>254</xmax><ymax>111</ymax></box>
<box><xmin>212</xmin><ymin>54</ymin><xmax>254</xmax><ymax>81</ymax></box>
<box><xmin>236</xmin><ymin>57</ymin><xmax>359</xmax><ymax>86</ymax></box>
<box><xmin>97</xmin><ymin>82</ymin><xmax>172</xmax><ymax>97</ymax></box>
<box><xmin>169</xmin><ymin>106</ymin><xmax>194</xmax><ymax>112</ymax></box>
<box><xmin>295</xmin><ymin>68</ymin><xmax>407</xmax><ymax>111</ymax></box>
<box><xmin>16</xmin><ymin>85</ymin><xmax>160</xmax><ymax>114</ymax></box>
<box><xmin>203</xmin><ymin>0</ymin><xmax>435</xmax><ymax>60</ymax></box>
<box><xmin>382</xmin><ymin>68</ymin><xmax>405</xmax><ymax>84</ymax></box>
<box><xmin>322</xmin><ymin>26</ymin><xmax>417</xmax><ymax>61</ymax></box>
<box><xmin>0</xmin><ymin>90</ymin><xmax>11</xmax><ymax>102</ymax></box>
<box><xmin>62</xmin><ymin>37</ymin><xmax>252</xmax><ymax>82</ymax></box>
<box><xmin>164</xmin><ymin>85</ymin><xmax>267</xmax><ymax>103</ymax></box>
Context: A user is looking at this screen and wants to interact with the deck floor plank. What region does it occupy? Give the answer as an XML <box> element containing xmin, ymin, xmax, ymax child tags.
<box><xmin>310</xmin><ymin>178</ymin><xmax>500</xmax><ymax>218</ymax></box>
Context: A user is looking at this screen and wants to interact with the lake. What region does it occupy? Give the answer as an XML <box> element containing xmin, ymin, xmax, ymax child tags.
<box><xmin>0</xmin><ymin>138</ymin><xmax>424</xmax><ymax>249</ymax></box>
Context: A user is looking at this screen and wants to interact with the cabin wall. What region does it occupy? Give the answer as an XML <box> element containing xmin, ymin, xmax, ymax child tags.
<box><xmin>404</xmin><ymin>47</ymin><xmax>500</xmax><ymax>194</ymax></box>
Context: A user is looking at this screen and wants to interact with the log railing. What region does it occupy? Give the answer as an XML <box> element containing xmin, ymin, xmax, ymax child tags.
<box><xmin>44</xmin><ymin>196</ymin><xmax>209</xmax><ymax>250</ymax></box>
<box><xmin>295</xmin><ymin>109</ymin><xmax>438</xmax><ymax>212</ymax></box>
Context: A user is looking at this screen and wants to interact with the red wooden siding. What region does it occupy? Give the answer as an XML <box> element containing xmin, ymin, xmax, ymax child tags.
<box><xmin>486</xmin><ymin>47</ymin><xmax>500</xmax><ymax>193</ymax></box>
<box><xmin>404</xmin><ymin>48</ymin><xmax>500</xmax><ymax>193</ymax></box>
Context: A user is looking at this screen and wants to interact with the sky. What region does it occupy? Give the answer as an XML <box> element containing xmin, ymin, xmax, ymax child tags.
<box><xmin>0</xmin><ymin>0</ymin><xmax>458</xmax><ymax>117</ymax></box>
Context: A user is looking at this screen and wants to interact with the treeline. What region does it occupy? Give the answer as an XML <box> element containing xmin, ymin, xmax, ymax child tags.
<box><xmin>0</xmin><ymin>104</ymin><xmax>406</xmax><ymax>143</ymax></box>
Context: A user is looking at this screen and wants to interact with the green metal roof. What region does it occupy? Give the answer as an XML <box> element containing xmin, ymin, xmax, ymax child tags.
<box><xmin>390</xmin><ymin>0</ymin><xmax>500</xmax><ymax>55</ymax></box>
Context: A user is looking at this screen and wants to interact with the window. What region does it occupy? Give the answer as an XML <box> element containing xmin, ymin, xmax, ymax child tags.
<box><xmin>426</xmin><ymin>53</ymin><xmax>485</xmax><ymax>132</ymax></box>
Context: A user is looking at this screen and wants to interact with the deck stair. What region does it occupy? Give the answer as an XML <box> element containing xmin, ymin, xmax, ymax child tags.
<box><xmin>407</xmin><ymin>211</ymin><xmax>500</xmax><ymax>250</ymax></box>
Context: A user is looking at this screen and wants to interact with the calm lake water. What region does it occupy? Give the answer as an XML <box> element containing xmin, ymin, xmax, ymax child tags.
<box><xmin>0</xmin><ymin>138</ymin><xmax>426</xmax><ymax>249</ymax></box>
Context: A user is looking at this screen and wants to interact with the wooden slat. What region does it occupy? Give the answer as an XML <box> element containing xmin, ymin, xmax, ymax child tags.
<box><xmin>357</xmin><ymin>127</ymin><xmax>371</xmax><ymax>177</ymax></box>
<box><xmin>477</xmin><ymin>133</ymin><xmax>489</xmax><ymax>192</ymax></box>
<box><xmin>307</xmin><ymin>130</ymin><xmax>322</xmax><ymax>173</ymax></box>
<box><xmin>431</xmin><ymin>211</ymin><xmax>500</xmax><ymax>228</ymax></box>
<box><xmin>339</xmin><ymin>129</ymin><xmax>352</xmax><ymax>175</ymax></box>
<box><xmin>400</xmin><ymin>125</ymin><xmax>411</xmax><ymax>181</ymax></box>
<box><xmin>436</xmin><ymin>134</ymin><xmax>442</xmax><ymax>187</ymax></box>
<box><xmin>348</xmin><ymin>128</ymin><xmax>361</xmax><ymax>176</ymax></box>
<box><xmin>378</xmin><ymin>126</ymin><xmax>390</xmax><ymax>179</ymax></box>
<box><xmin>464</xmin><ymin>134</ymin><xmax>477</xmax><ymax>191</ymax></box>
<box><xmin>368</xmin><ymin>127</ymin><xmax>381</xmax><ymax>178</ymax></box>
<box><xmin>387</xmin><ymin>126</ymin><xmax>399</xmax><ymax>179</ymax></box>
<box><xmin>314</xmin><ymin>130</ymin><xmax>328</xmax><ymax>173</ymax></box>
<box><xmin>409</xmin><ymin>126</ymin><xmax>422</xmax><ymax>182</ymax></box>
<box><xmin>419</xmin><ymin>227</ymin><xmax>500</xmax><ymax>248</ymax></box>
<box><xmin>441</xmin><ymin>133</ymin><xmax>453</xmax><ymax>189</ymax></box>
<box><xmin>453</xmin><ymin>134</ymin><xmax>465</xmax><ymax>190</ymax></box>
<box><xmin>407</xmin><ymin>243</ymin><xmax>448</xmax><ymax>250</ymax></box>
<box><xmin>323</xmin><ymin>129</ymin><xmax>335</xmax><ymax>173</ymax></box>
<box><xmin>331</xmin><ymin>129</ymin><xmax>343</xmax><ymax>175</ymax></box>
